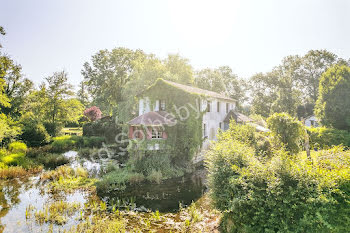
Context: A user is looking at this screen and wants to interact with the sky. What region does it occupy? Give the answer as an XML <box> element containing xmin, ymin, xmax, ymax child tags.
<box><xmin>0</xmin><ymin>0</ymin><xmax>350</xmax><ymax>88</ymax></box>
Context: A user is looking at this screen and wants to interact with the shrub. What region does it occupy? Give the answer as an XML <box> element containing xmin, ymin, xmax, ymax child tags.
<box><xmin>307</xmin><ymin>126</ymin><xmax>350</xmax><ymax>149</ymax></box>
<box><xmin>132</xmin><ymin>152</ymin><xmax>183</xmax><ymax>179</ymax></box>
<box><xmin>267</xmin><ymin>112</ymin><xmax>305</xmax><ymax>154</ymax></box>
<box><xmin>8</xmin><ymin>141</ymin><xmax>27</xmax><ymax>153</ymax></box>
<box><xmin>35</xmin><ymin>153</ymin><xmax>69</xmax><ymax>169</ymax></box>
<box><xmin>83</xmin><ymin>106</ymin><xmax>102</xmax><ymax>122</ymax></box>
<box><xmin>83</xmin><ymin>118</ymin><xmax>121</xmax><ymax>143</ymax></box>
<box><xmin>207</xmin><ymin>137</ymin><xmax>350</xmax><ymax>232</ymax></box>
<box><xmin>147</xmin><ymin>169</ymin><xmax>162</xmax><ymax>184</ymax></box>
<box><xmin>218</xmin><ymin>121</ymin><xmax>272</xmax><ymax>158</ymax></box>
<box><xmin>44</xmin><ymin>122</ymin><xmax>63</xmax><ymax>137</ymax></box>
<box><xmin>21</xmin><ymin>122</ymin><xmax>50</xmax><ymax>147</ymax></box>
<box><xmin>315</xmin><ymin>65</ymin><xmax>350</xmax><ymax>130</ymax></box>
<box><xmin>51</xmin><ymin>135</ymin><xmax>105</xmax><ymax>153</ymax></box>
<box><xmin>51</xmin><ymin>135</ymin><xmax>76</xmax><ymax>153</ymax></box>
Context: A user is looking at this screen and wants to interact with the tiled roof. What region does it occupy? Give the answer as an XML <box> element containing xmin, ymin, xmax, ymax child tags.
<box><xmin>128</xmin><ymin>111</ymin><xmax>176</xmax><ymax>126</ymax></box>
<box><xmin>224</xmin><ymin>110</ymin><xmax>253</xmax><ymax>123</ymax></box>
<box><xmin>163</xmin><ymin>80</ymin><xmax>235</xmax><ymax>102</ymax></box>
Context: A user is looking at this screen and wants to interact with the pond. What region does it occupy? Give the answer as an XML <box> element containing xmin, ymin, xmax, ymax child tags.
<box><xmin>0</xmin><ymin>150</ymin><xmax>207</xmax><ymax>232</ymax></box>
<box><xmin>98</xmin><ymin>169</ymin><xmax>207</xmax><ymax>212</ymax></box>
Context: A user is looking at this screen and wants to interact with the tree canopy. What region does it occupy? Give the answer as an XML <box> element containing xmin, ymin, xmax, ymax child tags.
<box><xmin>315</xmin><ymin>65</ymin><xmax>350</xmax><ymax>130</ymax></box>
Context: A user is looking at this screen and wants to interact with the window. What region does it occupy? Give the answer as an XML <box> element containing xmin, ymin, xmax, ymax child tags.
<box><xmin>203</xmin><ymin>124</ymin><xmax>207</xmax><ymax>137</ymax></box>
<box><xmin>160</xmin><ymin>100</ymin><xmax>166</xmax><ymax>111</ymax></box>
<box><xmin>219</xmin><ymin>122</ymin><xmax>222</xmax><ymax>129</ymax></box>
<box><xmin>207</xmin><ymin>101</ymin><xmax>211</xmax><ymax>112</ymax></box>
<box><xmin>152</xmin><ymin>129</ymin><xmax>163</xmax><ymax>139</ymax></box>
<box><xmin>226</xmin><ymin>103</ymin><xmax>229</xmax><ymax>113</ymax></box>
<box><xmin>217</xmin><ymin>101</ymin><xmax>220</xmax><ymax>112</ymax></box>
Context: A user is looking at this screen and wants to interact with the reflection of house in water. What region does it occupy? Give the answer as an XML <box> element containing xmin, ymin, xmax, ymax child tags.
<box><xmin>127</xmin><ymin>79</ymin><xmax>268</xmax><ymax>153</ymax></box>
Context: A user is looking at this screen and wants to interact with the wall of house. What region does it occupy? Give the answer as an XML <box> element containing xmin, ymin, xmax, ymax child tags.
<box><xmin>138</xmin><ymin>96</ymin><xmax>236</xmax><ymax>150</ymax></box>
<box><xmin>305</xmin><ymin>116</ymin><xmax>319</xmax><ymax>127</ymax></box>
<box><xmin>201</xmin><ymin>98</ymin><xmax>236</xmax><ymax>150</ymax></box>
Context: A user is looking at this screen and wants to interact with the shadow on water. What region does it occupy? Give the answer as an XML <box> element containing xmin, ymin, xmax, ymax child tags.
<box><xmin>99</xmin><ymin>169</ymin><xmax>207</xmax><ymax>212</ymax></box>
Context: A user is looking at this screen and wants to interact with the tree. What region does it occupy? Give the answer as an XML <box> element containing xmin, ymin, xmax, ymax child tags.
<box><xmin>81</xmin><ymin>47</ymin><xmax>146</xmax><ymax>114</ymax></box>
<box><xmin>195</xmin><ymin>66</ymin><xmax>246</xmax><ymax>106</ymax></box>
<box><xmin>298</xmin><ymin>50</ymin><xmax>338</xmax><ymax>103</ymax></box>
<box><xmin>249</xmin><ymin>72</ymin><xmax>278</xmax><ymax>117</ymax></box>
<box><xmin>267</xmin><ymin>112</ymin><xmax>305</xmax><ymax>154</ymax></box>
<box><xmin>315</xmin><ymin>65</ymin><xmax>350</xmax><ymax>130</ymax></box>
<box><xmin>84</xmin><ymin>106</ymin><xmax>102</xmax><ymax>122</ymax></box>
<box><xmin>44</xmin><ymin>71</ymin><xmax>74</xmax><ymax>135</ymax></box>
<box><xmin>77</xmin><ymin>80</ymin><xmax>90</xmax><ymax>107</ymax></box>
<box><xmin>0</xmin><ymin>54</ymin><xmax>34</xmax><ymax>118</ymax></box>
<box><xmin>164</xmin><ymin>54</ymin><xmax>194</xmax><ymax>84</ymax></box>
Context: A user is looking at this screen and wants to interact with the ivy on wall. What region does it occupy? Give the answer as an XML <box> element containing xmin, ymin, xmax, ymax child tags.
<box><xmin>129</xmin><ymin>78</ymin><xmax>205</xmax><ymax>167</ymax></box>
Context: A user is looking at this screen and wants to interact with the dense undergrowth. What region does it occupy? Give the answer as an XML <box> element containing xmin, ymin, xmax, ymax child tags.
<box><xmin>207</xmin><ymin>120</ymin><xmax>350</xmax><ymax>233</ymax></box>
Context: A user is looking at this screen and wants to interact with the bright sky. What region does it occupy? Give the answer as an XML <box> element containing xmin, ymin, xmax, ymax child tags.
<box><xmin>1</xmin><ymin>0</ymin><xmax>350</xmax><ymax>87</ymax></box>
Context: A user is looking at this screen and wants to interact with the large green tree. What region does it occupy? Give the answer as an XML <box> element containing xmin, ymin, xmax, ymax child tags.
<box><xmin>81</xmin><ymin>47</ymin><xmax>146</xmax><ymax>114</ymax></box>
<box><xmin>40</xmin><ymin>71</ymin><xmax>83</xmax><ymax>135</ymax></box>
<box><xmin>195</xmin><ymin>66</ymin><xmax>246</xmax><ymax>106</ymax></box>
<box><xmin>315</xmin><ymin>65</ymin><xmax>350</xmax><ymax>130</ymax></box>
<box><xmin>298</xmin><ymin>50</ymin><xmax>338</xmax><ymax>103</ymax></box>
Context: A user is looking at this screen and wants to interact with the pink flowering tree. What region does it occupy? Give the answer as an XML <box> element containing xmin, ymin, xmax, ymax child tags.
<box><xmin>84</xmin><ymin>106</ymin><xmax>102</xmax><ymax>122</ymax></box>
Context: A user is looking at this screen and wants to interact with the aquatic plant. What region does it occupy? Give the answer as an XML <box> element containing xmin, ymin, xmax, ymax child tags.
<box><xmin>40</xmin><ymin>166</ymin><xmax>96</xmax><ymax>192</ymax></box>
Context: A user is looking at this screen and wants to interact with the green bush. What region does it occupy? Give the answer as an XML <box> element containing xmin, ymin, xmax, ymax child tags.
<box><xmin>35</xmin><ymin>153</ymin><xmax>69</xmax><ymax>169</ymax></box>
<box><xmin>8</xmin><ymin>141</ymin><xmax>27</xmax><ymax>153</ymax></box>
<box><xmin>51</xmin><ymin>135</ymin><xmax>105</xmax><ymax>153</ymax></box>
<box><xmin>267</xmin><ymin>112</ymin><xmax>305</xmax><ymax>154</ymax></box>
<box><xmin>207</xmin><ymin>136</ymin><xmax>350</xmax><ymax>232</ymax></box>
<box><xmin>219</xmin><ymin>121</ymin><xmax>272</xmax><ymax>158</ymax></box>
<box><xmin>132</xmin><ymin>152</ymin><xmax>183</xmax><ymax>179</ymax></box>
<box><xmin>83</xmin><ymin>118</ymin><xmax>122</xmax><ymax>143</ymax></box>
<box><xmin>147</xmin><ymin>169</ymin><xmax>162</xmax><ymax>184</ymax></box>
<box><xmin>21</xmin><ymin>122</ymin><xmax>50</xmax><ymax>147</ymax></box>
<box><xmin>307</xmin><ymin>127</ymin><xmax>350</xmax><ymax>149</ymax></box>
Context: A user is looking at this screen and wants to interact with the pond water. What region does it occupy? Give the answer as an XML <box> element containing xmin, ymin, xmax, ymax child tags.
<box><xmin>0</xmin><ymin>176</ymin><xmax>90</xmax><ymax>233</ymax></box>
<box><xmin>0</xmin><ymin>150</ymin><xmax>207</xmax><ymax>232</ymax></box>
<box><xmin>98</xmin><ymin>169</ymin><xmax>207</xmax><ymax>212</ymax></box>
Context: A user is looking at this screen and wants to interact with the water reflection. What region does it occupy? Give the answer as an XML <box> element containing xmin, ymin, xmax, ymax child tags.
<box><xmin>98</xmin><ymin>169</ymin><xmax>207</xmax><ymax>212</ymax></box>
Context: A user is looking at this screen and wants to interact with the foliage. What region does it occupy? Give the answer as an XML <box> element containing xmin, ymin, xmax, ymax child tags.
<box><xmin>207</xmin><ymin>132</ymin><xmax>350</xmax><ymax>233</ymax></box>
<box><xmin>34</xmin><ymin>153</ymin><xmax>69</xmax><ymax>169</ymax></box>
<box><xmin>0</xmin><ymin>113</ymin><xmax>21</xmax><ymax>144</ymax></box>
<box><xmin>315</xmin><ymin>65</ymin><xmax>350</xmax><ymax>130</ymax></box>
<box><xmin>132</xmin><ymin>78</ymin><xmax>204</xmax><ymax>166</ymax></box>
<box><xmin>83</xmin><ymin>117</ymin><xmax>121</xmax><ymax>143</ymax></box>
<box><xmin>307</xmin><ymin>127</ymin><xmax>350</xmax><ymax>149</ymax></box>
<box><xmin>84</xmin><ymin>106</ymin><xmax>102</xmax><ymax>122</ymax></box>
<box><xmin>40</xmin><ymin>166</ymin><xmax>96</xmax><ymax>192</ymax></box>
<box><xmin>50</xmin><ymin>135</ymin><xmax>105</xmax><ymax>153</ymax></box>
<box><xmin>81</xmin><ymin>47</ymin><xmax>146</xmax><ymax>114</ymax></box>
<box><xmin>20</xmin><ymin>115</ymin><xmax>50</xmax><ymax>147</ymax></box>
<box><xmin>0</xmin><ymin>166</ymin><xmax>42</xmax><ymax>179</ymax></box>
<box><xmin>267</xmin><ymin>113</ymin><xmax>305</xmax><ymax>154</ymax></box>
<box><xmin>195</xmin><ymin>66</ymin><xmax>247</xmax><ymax>107</ymax></box>
<box><xmin>249</xmin><ymin>50</ymin><xmax>344</xmax><ymax>117</ymax></box>
<box><xmin>8</xmin><ymin>141</ymin><xmax>27</xmax><ymax>153</ymax></box>
<box><xmin>132</xmin><ymin>152</ymin><xmax>184</xmax><ymax>179</ymax></box>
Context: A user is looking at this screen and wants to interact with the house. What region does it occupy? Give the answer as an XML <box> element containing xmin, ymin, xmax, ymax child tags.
<box><xmin>304</xmin><ymin>115</ymin><xmax>319</xmax><ymax>127</ymax></box>
<box><xmin>127</xmin><ymin>79</ymin><xmax>251</xmax><ymax>153</ymax></box>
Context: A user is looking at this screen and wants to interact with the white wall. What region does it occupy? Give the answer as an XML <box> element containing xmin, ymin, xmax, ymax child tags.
<box><xmin>305</xmin><ymin>116</ymin><xmax>319</xmax><ymax>127</ymax></box>
<box><xmin>202</xmin><ymin>98</ymin><xmax>236</xmax><ymax>144</ymax></box>
<box><xmin>139</xmin><ymin>97</ymin><xmax>236</xmax><ymax>150</ymax></box>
